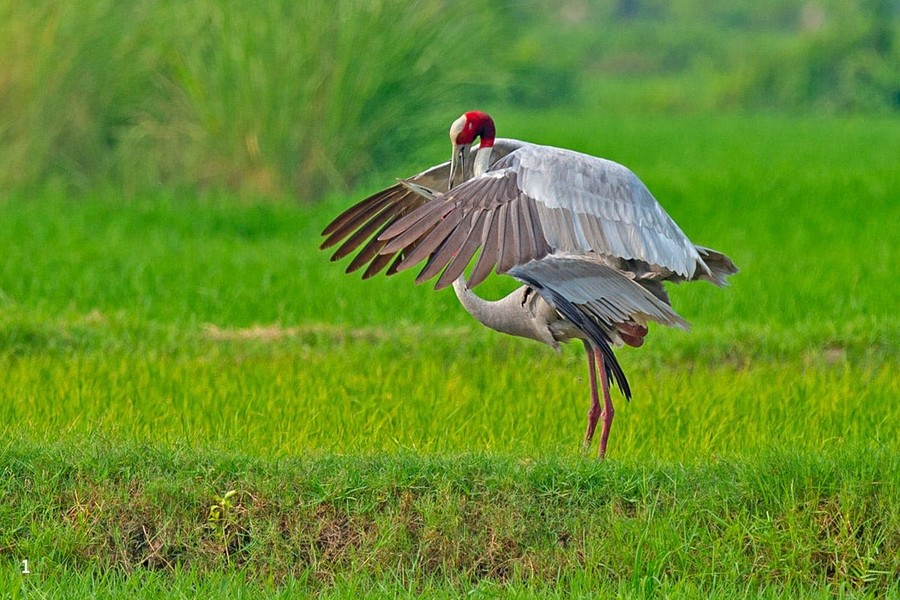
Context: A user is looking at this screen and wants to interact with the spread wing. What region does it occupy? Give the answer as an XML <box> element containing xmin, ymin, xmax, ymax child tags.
<box><xmin>375</xmin><ymin>143</ymin><xmax>712</xmax><ymax>290</ymax></box>
<box><xmin>320</xmin><ymin>139</ymin><xmax>525</xmax><ymax>279</ymax></box>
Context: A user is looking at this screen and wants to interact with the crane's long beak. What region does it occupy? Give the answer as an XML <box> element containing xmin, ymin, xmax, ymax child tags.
<box><xmin>448</xmin><ymin>143</ymin><xmax>468</xmax><ymax>190</ymax></box>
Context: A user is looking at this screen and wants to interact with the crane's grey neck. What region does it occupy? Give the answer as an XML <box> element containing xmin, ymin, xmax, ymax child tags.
<box><xmin>473</xmin><ymin>146</ymin><xmax>493</xmax><ymax>177</ymax></box>
<box><xmin>451</xmin><ymin>276</ymin><xmax>557</xmax><ymax>347</ymax></box>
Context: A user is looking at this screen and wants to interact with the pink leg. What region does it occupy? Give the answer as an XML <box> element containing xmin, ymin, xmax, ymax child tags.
<box><xmin>594</xmin><ymin>348</ymin><xmax>615</xmax><ymax>459</ymax></box>
<box><xmin>582</xmin><ymin>342</ymin><xmax>602</xmax><ymax>453</ymax></box>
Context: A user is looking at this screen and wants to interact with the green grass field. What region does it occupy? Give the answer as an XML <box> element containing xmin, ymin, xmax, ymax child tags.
<box><xmin>2</xmin><ymin>112</ymin><xmax>899</xmax><ymax>597</ymax></box>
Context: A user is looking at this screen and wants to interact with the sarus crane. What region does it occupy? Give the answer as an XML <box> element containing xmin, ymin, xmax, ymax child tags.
<box><xmin>321</xmin><ymin>111</ymin><xmax>737</xmax><ymax>458</ymax></box>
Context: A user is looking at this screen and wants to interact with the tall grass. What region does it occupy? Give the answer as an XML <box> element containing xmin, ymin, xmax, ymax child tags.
<box><xmin>0</xmin><ymin>0</ymin><xmax>503</xmax><ymax>199</ymax></box>
<box><xmin>3</xmin><ymin>1</ymin><xmax>898</xmax><ymax>201</ymax></box>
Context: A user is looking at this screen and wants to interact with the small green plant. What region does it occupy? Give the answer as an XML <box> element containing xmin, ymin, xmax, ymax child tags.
<box><xmin>207</xmin><ymin>489</ymin><xmax>239</xmax><ymax>560</ymax></box>
<box><xmin>207</xmin><ymin>489</ymin><xmax>237</xmax><ymax>525</ymax></box>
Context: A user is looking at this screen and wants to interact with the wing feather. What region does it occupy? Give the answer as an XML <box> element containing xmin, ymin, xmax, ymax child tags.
<box><xmin>363</xmin><ymin>250</ymin><xmax>396</xmax><ymax>279</ymax></box>
<box><xmin>468</xmin><ymin>211</ymin><xmax>500</xmax><ymax>288</ymax></box>
<box><xmin>416</xmin><ymin>212</ymin><xmax>475</xmax><ymax>283</ymax></box>
<box><xmin>319</xmin><ymin>186</ymin><xmax>404</xmax><ymax>249</ymax></box>
<box><xmin>380</xmin><ymin>201</ymin><xmax>455</xmax><ymax>253</ymax></box>
<box><xmin>496</xmin><ymin>202</ymin><xmax>519</xmax><ymax>273</ymax></box>
<box><xmin>394</xmin><ymin>210</ymin><xmax>465</xmax><ymax>272</ymax></box>
<box><xmin>329</xmin><ymin>201</ymin><xmax>402</xmax><ymax>261</ymax></box>
<box><xmin>436</xmin><ymin>211</ymin><xmax>489</xmax><ymax>289</ymax></box>
<box><xmin>348</xmin><ymin>221</ymin><xmax>396</xmax><ymax>274</ymax></box>
<box><xmin>321</xmin><ymin>187</ymin><xmax>404</xmax><ymax>241</ymax></box>
<box><xmin>516</xmin><ymin>196</ymin><xmax>536</xmax><ymax>260</ymax></box>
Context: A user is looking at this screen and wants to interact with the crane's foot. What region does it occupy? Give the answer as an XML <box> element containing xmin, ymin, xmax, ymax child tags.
<box><xmin>582</xmin><ymin>402</ymin><xmax>601</xmax><ymax>454</ymax></box>
<box><xmin>597</xmin><ymin>406</ymin><xmax>614</xmax><ymax>460</ymax></box>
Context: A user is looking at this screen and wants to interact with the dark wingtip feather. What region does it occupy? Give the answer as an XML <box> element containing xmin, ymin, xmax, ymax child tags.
<box><xmin>361</xmin><ymin>252</ymin><xmax>394</xmax><ymax>279</ymax></box>
<box><xmin>385</xmin><ymin>253</ymin><xmax>407</xmax><ymax>277</ymax></box>
<box><xmin>321</xmin><ymin>185</ymin><xmax>403</xmax><ymax>237</ymax></box>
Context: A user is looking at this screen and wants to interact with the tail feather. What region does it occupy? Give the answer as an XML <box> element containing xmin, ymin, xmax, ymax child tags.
<box><xmin>694</xmin><ymin>246</ymin><xmax>739</xmax><ymax>287</ymax></box>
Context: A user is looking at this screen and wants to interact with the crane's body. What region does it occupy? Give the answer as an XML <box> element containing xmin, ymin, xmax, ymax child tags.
<box><xmin>321</xmin><ymin>111</ymin><xmax>737</xmax><ymax>458</ymax></box>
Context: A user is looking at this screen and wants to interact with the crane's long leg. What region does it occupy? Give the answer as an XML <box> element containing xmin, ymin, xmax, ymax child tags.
<box><xmin>582</xmin><ymin>341</ymin><xmax>602</xmax><ymax>453</ymax></box>
<box><xmin>594</xmin><ymin>347</ymin><xmax>615</xmax><ymax>459</ymax></box>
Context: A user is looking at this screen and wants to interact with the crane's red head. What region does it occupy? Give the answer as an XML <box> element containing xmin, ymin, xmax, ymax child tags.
<box><xmin>448</xmin><ymin>111</ymin><xmax>496</xmax><ymax>189</ymax></box>
<box><xmin>449</xmin><ymin>111</ymin><xmax>495</xmax><ymax>148</ymax></box>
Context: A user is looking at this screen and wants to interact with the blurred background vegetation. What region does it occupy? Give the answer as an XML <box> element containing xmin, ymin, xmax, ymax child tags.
<box><xmin>1</xmin><ymin>0</ymin><xmax>897</xmax><ymax>201</ymax></box>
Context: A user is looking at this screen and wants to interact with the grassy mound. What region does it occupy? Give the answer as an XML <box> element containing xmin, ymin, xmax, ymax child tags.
<box><xmin>4</xmin><ymin>441</ymin><xmax>899</xmax><ymax>596</ymax></box>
